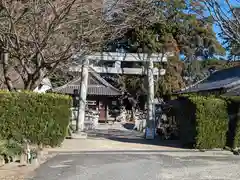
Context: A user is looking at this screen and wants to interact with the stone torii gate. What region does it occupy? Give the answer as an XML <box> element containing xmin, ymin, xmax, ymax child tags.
<box><xmin>70</xmin><ymin>52</ymin><xmax>169</xmax><ymax>139</ymax></box>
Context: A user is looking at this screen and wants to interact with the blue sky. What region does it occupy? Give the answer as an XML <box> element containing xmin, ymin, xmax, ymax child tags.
<box><xmin>180</xmin><ymin>0</ymin><xmax>239</xmax><ymax>60</ymax></box>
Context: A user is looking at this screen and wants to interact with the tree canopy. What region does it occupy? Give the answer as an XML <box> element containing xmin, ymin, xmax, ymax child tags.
<box><xmin>105</xmin><ymin>0</ymin><xmax>225</xmax><ymax>58</ymax></box>
<box><xmin>1</xmin><ymin>0</ymin><xmax>237</xmax><ymax>98</ymax></box>
<box><xmin>103</xmin><ymin>0</ymin><xmax>226</xmax><ymax>97</ymax></box>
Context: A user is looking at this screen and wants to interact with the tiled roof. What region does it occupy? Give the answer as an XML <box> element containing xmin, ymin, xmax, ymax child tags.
<box><xmin>178</xmin><ymin>66</ymin><xmax>240</xmax><ymax>94</ymax></box>
<box><xmin>202</xmin><ymin>66</ymin><xmax>240</xmax><ymax>83</ymax></box>
<box><xmin>180</xmin><ymin>77</ymin><xmax>240</xmax><ymax>93</ymax></box>
<box><xmin>52</xmin><ymin>68</ymin><xmax>121</xmax><ymax>96</ymax></box>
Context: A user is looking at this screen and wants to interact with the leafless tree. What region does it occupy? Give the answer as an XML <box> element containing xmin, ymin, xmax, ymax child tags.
<box><xmin>203</xmin><ymin>0</ymin><xmax>240</xmax><ymax>45</ymax></box>
<box><xmin>0</xmin><ymin>0</ymin><xmax>107</xmax><ymax>90</ymax></box>
<box><xmin>0</xmin><ymin>0</ymin><xmax>165</xmax><ymax>91</ymax></box>
<box><xmin>50</xmin><ymin>0</ymin><xmax>164</xmax><ymax>87</ymax></box>
<box><xmin>103</xmin><ymin>0</ymin><xmax>163</xmax><ymax>46</ymax></box>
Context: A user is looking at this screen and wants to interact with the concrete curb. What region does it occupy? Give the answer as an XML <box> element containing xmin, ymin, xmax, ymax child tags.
<box><xmin>46</xmin><ymin>149</ymin><xmax>234</xmax><ymax>156</ymax></box>
<box><xmin>71</xmin><ymin>132</ymin><xmax>88</xmax><ymax>139</ymax></box>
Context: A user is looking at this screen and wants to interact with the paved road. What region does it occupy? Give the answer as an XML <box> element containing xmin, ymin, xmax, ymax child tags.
<box><xmin>27</xmin><ymin>151</ymin><xmax>240</xmax><ymax>180</ymax></box>
<box><xmin>27</xmin><ymin>123</ymin><xmax>240</xmax><ymax>180</ymax></box>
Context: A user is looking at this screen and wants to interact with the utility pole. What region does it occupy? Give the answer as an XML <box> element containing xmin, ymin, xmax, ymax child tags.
<box><xmin>145</xmin><ymin>55</ymin><xmax>155</xmax><ymax>139</ymax></box>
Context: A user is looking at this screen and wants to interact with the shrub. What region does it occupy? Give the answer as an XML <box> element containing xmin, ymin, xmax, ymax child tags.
<box><xmin>222</xmin><ymin>96</ymin><xmax>240</xmax><ymax>149</ymax></box>
<box><xmin>192</xmin><ymin>96</ymin><xmax>228</xmax><ymax>149</ymax></box>
<box><xmin>177</xmin><ymin>95</ymin><xmax>228</xmax><ymax>149</ymax></box>
<box><xmin>0</xmin><ymin>139</ymin><xmax>8</xmax><ymax>156</ymax></box>
<box><xmin>0</xmin><ymin>91</ymin><xmax>72</xmax><ymax>147</ymax></box>
<box><xmin>175</xmin><ymin>96</ymin><xmax>197</xmax><ymax>148</ymax></box>
<box><xmin>0</xmin><ymin>138</ymin><xmax>23</xmax><ymax>158</ymax></box>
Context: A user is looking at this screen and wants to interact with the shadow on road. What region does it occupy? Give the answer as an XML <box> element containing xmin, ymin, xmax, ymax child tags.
<box><xmin>107</xmin><ymin>136</ymin><xmax>183</xmax><ymax>148</ymax></box>
<box><xmin>122</xmin><ymin>122</ymin><xmax>135</xmax><ymax>130</ymax></box>
<box><xmin>85</xmin><ymin>126</ymin><xmax>183</xmax><ymax>149</ymax></box>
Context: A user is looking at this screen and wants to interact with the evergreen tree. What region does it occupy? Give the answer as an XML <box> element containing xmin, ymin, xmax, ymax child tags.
<box><xmin>104</xmin><ymin>0</ymin><xmax>225</xmax><ymax>95</ymax></box>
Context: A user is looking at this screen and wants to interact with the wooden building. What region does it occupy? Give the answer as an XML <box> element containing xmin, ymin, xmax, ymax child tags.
<box><xmin>52</xmin><ymin>70</ymin><xmax>122</xmax><ymax>121</ymax></box>
<box><xmin>176</xmin><ymin>66</ymin><xmax>240</xmax><ymax>96</ymax></box>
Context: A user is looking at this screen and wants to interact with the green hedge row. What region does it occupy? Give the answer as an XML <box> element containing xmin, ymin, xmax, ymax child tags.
<box><xmin>223</xmin><ymin>96</ymin><xmax>240</xmax><ymax>149</ymax></box>
<box><xmin>176</xmin><ymin>95</ymin><xmax>229</xmax><ymax>149</ymax></box>
<box><xmin>0</xmin><ymin>91</ymin><xmax>72</xmax><ymax>147</ymax></box>
<box><xmin>192</xmin><ymin>96</ymin><xmax>228</xmax><ymax>149</ymax></box>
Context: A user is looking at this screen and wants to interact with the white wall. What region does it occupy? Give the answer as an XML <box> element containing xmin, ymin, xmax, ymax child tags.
<box><xmin>33</xmin><ymin>78</ymin><xmax>52</xmax><ymax>93</ymax></box>
<box><xmin>33</xmin><ymin>84</ymin><xmax>52</xmax><ymax>93</ymax></box>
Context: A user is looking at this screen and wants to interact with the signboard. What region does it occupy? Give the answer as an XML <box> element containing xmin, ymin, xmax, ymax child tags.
<box><xmin>145</xmin><ymin>127</ymin><xmax>155</xmax><ymax>139</ymax></box>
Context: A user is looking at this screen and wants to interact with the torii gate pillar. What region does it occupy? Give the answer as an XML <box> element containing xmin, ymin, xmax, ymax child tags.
<box><xmin>77</xmin><ymin>59</ymin><xmax>89</xmax><ymax>132</ymax></box>
<box><xmin>145</xmin><ymin>57</ymin><xmax>155</xmax><ymax>139</ymax></box>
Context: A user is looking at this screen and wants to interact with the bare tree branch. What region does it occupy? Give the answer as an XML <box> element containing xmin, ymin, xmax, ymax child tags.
<box><xmin>203</xmin><ymin>0</ymin><xmax>240</xmax><ymax>44</ymax></box>
<box><xmin>0</xmin><ymin>0</ymin><xmax>172</xmax><ymax>90</ymax></box>
<box><xmin>0</xmin><ymin>0</ymin><xmax>108</xmax><ymax>90</ymax></box>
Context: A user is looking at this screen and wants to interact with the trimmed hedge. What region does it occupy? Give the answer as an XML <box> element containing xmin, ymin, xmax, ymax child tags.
<box><xmin>177</xmin><ymin>95</ymin><xmax>228</xmax><ymax>149</ymax></box>
<box><xmin>222</xmin><ymin>96</ymin><xmax>240</xmax><ymax>149</ymax></box>
<box><xmin>192</xmin><ymin>96</ymin><xmax>228</xmax><ymax>149</ymax></box>
<box><xmin>0</xmin><ymin>91</ymin><xmax>72</xmax><ymax>147</ymax></box>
